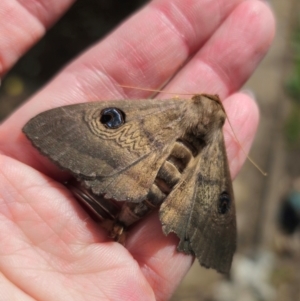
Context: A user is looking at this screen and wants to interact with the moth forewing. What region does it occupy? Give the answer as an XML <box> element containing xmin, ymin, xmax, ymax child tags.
<box><xmin>22</xmin><ymin>94</ymin><xmax>236</xmax><ymax>274</ymax></box>
<box><xmin>159</xmin><ymin>99</ymin><xmax>235</xmax><ymax>274</ymax></box>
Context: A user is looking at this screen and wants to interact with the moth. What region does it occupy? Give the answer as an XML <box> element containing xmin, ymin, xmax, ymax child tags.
<box><xmin>23</xmin><ymin>94</ymin><xmax>236</xmax><ymax>274</ymax></box>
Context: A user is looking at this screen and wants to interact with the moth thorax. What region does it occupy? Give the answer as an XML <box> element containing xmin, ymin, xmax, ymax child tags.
<box><xmin>187</xmin><ymin>96</ymin><xmax>226</xmax><ymax>136</ymax></box>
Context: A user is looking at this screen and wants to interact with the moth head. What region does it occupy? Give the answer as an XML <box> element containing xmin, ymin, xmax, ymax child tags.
<box><xmin>100</xmin><ymin>107</ymin><xmax>126</xmax><ymax>129</ymax></box>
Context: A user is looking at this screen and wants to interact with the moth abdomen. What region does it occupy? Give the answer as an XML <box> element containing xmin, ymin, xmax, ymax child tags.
<box><xmin>155</xmin><ymin>139</ymin><xmax>198</xmax><ymax>194</ymax></box>
<box><xmin>167</xmin><ymin>141</ymin><xmax>193</xmax><ymax>173</ymax></box>
<box><xmin>114</xmin><ymin>138</ymin><xmax>198</xmax><ymax>232</ymax></box>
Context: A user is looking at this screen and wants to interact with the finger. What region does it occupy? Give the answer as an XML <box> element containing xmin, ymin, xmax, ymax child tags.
<box><xmin>159</xmin><ymin>0</ymin><xmax>275</xmax><ymax>97</ymax></box>
<box><xmin>0</xmin><ymin>154</ymin><xmax>155</xmax><ymax>301</ymax></box>
<box><xmin>0</xmin><ymin>0</ymin><xmax>245</xmax><ymax>167</ymax></box>
<box><xmin>0</xmin><ymin>0</ymin><xmax>75</xmax><ymax>75</ymax></box>
<box><xmin>125</xmin><ymin>91</ymin><xmax>258</xmax><ymax>300</ymax></box>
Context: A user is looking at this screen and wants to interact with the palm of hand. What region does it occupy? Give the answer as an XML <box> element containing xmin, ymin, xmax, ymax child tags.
<box><xmin>0</xmin><ymin>0</ymin><xmax>274</xmax><ymax>300</ymax></box>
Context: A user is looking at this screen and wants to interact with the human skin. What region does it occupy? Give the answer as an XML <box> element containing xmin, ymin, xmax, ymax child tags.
<box><xmin>0</xmin><ymin>0</ymin><xmax>275</xmax><ymax>300</ymax></box>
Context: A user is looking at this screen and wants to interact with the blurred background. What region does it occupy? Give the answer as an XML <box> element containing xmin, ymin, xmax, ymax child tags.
<box><xmin>0</xmin><ymin>1</ymin><xmax>299</xmax><ymax>300</ymax></box>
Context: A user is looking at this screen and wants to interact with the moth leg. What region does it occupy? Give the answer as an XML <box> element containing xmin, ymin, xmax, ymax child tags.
<box><xmin>110</xmin><ymin>197</ymin><xmax>161</xmax><ymax>242</ymax></box>
<box><xmin>109</xmin><ymin>221</ymin><xmax>126</xmax><ymax>244</ymax></box>
<box><xmin>66</xmin><ymin>178</ymin><xmax>121</xmax><ymax>221</ymax></box>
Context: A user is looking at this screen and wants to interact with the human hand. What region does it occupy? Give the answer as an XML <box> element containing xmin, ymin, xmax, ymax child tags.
<box><xmin>0</xmin><ymin>0</ymin><xmax>275</xmax><ymax>300</ymax></box>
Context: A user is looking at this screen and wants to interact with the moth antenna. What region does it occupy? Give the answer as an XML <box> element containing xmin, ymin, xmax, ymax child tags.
<box><xmin>226</xmin><ymin>115</ymin><xmax>267</xmax><ymax>176</ymax></box>
<box><xmin>119</xmin><ymin>84</ymin><xmax>194</xmax><ymax>96</ymax></box>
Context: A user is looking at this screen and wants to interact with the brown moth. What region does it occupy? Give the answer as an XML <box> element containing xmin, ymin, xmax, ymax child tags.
<box><xmin>22</xmin><ymin>94</ymin><xmax>236</xmax><ymax>274</ymax></box>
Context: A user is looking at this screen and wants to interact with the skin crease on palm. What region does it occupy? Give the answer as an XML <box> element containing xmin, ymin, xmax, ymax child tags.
<box><xmin>0</xmin><ymin>0</ymin><xmax>275</xmax><ymax>300</ymax></box>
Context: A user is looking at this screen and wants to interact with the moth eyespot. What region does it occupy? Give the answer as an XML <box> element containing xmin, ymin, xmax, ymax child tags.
<box><xmin>218</xmin><ymin>192</ymin><xmax>231</xmax><ymax>214</ymax></box>
<box><xmin>100</xmin><ymin>108</ymin><xmax>125</xmax><ymax>129</ymax></box>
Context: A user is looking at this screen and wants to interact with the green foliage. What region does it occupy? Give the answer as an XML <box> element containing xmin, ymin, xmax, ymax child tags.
<box><xmin>285</xmin><ymin>24</ymin><xmax>300</xmax><ymax>147</ymax></box>
<box><xmin>284</xmin><ymin>104</ymin><xmax>300</xmax><ymax>147</ymax></box>
<box><xmin>286</xmin><ymin>72</ymin><xmax>300</xmax><ymax>103</ymax></box>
